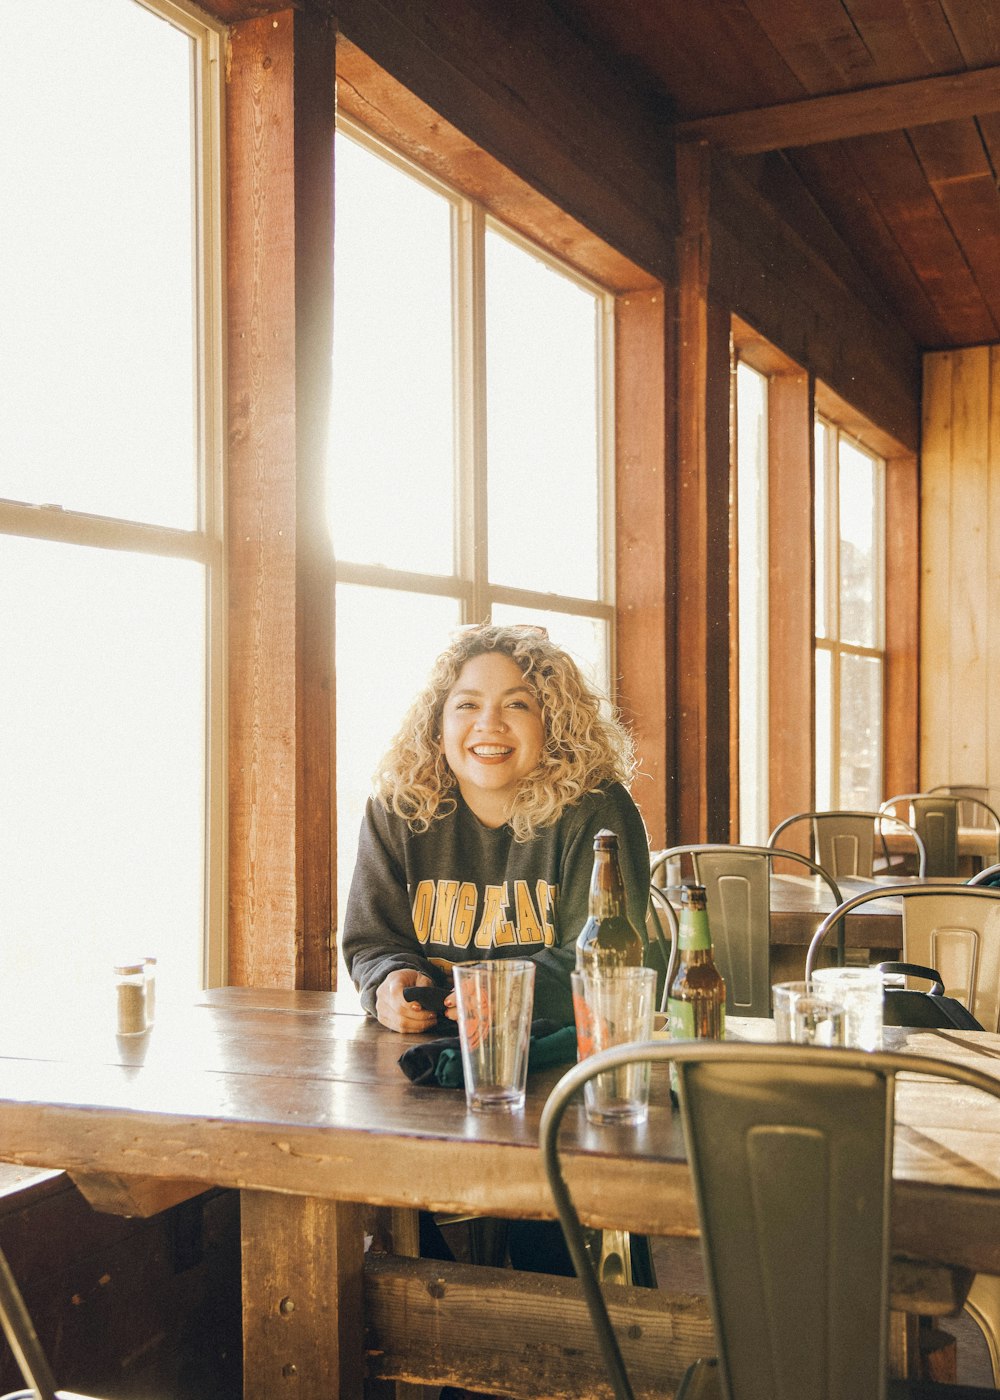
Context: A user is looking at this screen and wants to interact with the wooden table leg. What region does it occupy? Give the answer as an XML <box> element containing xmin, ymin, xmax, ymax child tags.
<box><xmin>241</xmin><ymin>1191</ymin><xmax>366</xmax><ymax>1399</ymax></box>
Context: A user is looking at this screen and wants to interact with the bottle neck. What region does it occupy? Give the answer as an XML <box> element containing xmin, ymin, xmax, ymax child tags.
<box><xmin>589</xmin><ymin>850</ymin><xmax>626</xmax><ymax>920</ymax></box>
<box><xmin>678</xmin><ymin>907</ymin><xmax>711</xmax><ymax>952</ymax></box>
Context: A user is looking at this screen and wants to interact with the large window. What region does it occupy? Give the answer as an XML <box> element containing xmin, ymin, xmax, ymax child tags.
<box><xmin>0</xmin><ymin>0</ymin><xmax>225</xmax><ymax>1006</ymax></box>
<box><xmin>814</xmin><ymin>419</ymin><xmax>885</xmax><ymax>810</ymax></box>
<box><xmin>330</xmin><ymin>121</ymin><xmax>615</xmax><ymax>945</ymax></box>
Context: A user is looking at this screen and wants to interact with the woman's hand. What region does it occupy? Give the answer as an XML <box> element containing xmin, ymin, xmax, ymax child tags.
<box><xmin>376</xmin><ymin>968</ymin><xmax>442</xmax><ymax>1034</ymax></box>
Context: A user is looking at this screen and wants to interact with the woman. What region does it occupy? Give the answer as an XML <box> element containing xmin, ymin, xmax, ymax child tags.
<box><xmin>343</xmin><ymin>622</ymin><xmax>652</xmax><ymax>1032</ymax></box>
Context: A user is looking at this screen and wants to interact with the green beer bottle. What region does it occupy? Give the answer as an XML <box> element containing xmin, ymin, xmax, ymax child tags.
<box><xmin>667</xmin><ymin>882</ymin><xmax>726</xmax><ymax>1045</ymax></box>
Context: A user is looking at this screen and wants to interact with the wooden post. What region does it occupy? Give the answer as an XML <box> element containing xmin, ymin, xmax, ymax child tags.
<box><xmin>241</xmin><ymin>1191</ymin><xmax>366</xmax><ymax>1399</ymax></box>
<box><xmin>227</xmin><ymin>8</ymin><xmax>337</xmax><ymax>989</ymax></box>
<box><xmin>294</xmin><ymin>8</ymin><xmax>337</xmax><ymax>991</ymax></box>
<box><xmin>675</xmin><ymin>141</ymin><xmax>731</xmax><ymax>842</ymax></box>
<box><xmin>767</xmin><ymin>372</ymin><xmax>815</xmax><ymax>838</ymax></box>
<box><xmin>616</xmin><ymin>287</ymin><xmax>674</xmax><ymax>849</ymax></box>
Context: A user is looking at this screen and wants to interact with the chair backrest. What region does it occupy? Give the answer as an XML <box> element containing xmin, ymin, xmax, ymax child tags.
<box><xmin>646</xmin><ymin>885</ymin><xmax>678</xmax><ymax>1010</ymax></box>
<box><xmin>970</xmin><ymin>863</ymin><xmax>1000</xmax><ymax>888</ymax></box>
<box><xmin>880</xmin><ymin>793</ymin><xmax>962</xmax><ymax>877</ymax></box>
<box><xmin>928</xmin><ymin>785</ymin><xmax>1000</xmax><ymax>833</ymax></box>
<box><xmin>651</xmin><ymin>845</ymin><xmax>842</xmax><ymax>1018</ymax></box>
<box><xmin>540</xmin><ymin>1040</ymin><xmax>1000</xmax><ymax>1400</ymax></box>
<box><xmin>768</xmin><ymin>810</ymin><xmax>927</xmax><ymax>879</ymax></box>
<box><xmin>806</xmin><ymin>882</ymin><xmax>1000</xmax><ymax>1030</ymax></box>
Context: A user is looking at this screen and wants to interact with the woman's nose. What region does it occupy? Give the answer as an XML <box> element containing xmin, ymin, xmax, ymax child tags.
<box><xmin>476</xmin><ymin>705</ymin><xmax>506</xmax><ymax>729</ymax></box>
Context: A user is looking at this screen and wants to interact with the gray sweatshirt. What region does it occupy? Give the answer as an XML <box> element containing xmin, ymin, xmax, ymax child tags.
<box><xmin>342</xmin><ymin>782</ymin><xmax>651</xmax><ymax>1025</ymax></box>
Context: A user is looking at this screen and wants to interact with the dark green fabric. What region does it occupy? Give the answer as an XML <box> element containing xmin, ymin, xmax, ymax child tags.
<box><xmin>399</xmin><ymin>1024</ymin><xmax>578</xmax><ymax>1089</ymax></box>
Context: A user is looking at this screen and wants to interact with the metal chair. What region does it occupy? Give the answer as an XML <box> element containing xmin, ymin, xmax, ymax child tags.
<box><xmin>540</xmin><ymin>1039</ymin><xmax>1000</xmax><ymax>1400</ymax></box>
<box><xmin>805</xmin><ymin>882</ymin><xmax>1000</xmax><ymax>1031</ymax></box>
<box><xmin>768</xmin><ymin>810</ymin><xmax>927</xmax><ymax>879</ymax></box>
<box><xmin>929</xmin><ymin>786</ymin><xmax>1000</xmax><ymax>832</ymax></box>
<box><xmin>650</xmin><ymin>845</ymin><xmax>843</xmax><ymax>1017</ymax></box>
<box><xmin>881</xmin><ymin>794</ymin><xmax>1000</xmax><ymax>878</ymax></box>
<box><xmin>646</xmin><ymin>882</ymin><xmax>678</xmax><ymax>1009</ymax></box>
<box><xmin>0</xmin><ymin>1242</ymin><xmax>107</xmax><ymax>1400</ymax></box>
<box><xmin>970</xmin><ymin>864</ymin><xmax>1000</xmax><ymax>888</ymax></box>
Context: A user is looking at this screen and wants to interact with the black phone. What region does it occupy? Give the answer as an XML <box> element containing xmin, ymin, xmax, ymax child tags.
<box><xmin>402</xmin><ymin>985</ymin><xmax>449</xmax><ymax>1015</ymax></box>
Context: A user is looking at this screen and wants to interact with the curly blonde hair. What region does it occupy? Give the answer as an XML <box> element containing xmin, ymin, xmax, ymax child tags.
<box><xmin>373</xmin><ymin>624</ymin><xmax>637</xmax><ymax>841</ymax></box>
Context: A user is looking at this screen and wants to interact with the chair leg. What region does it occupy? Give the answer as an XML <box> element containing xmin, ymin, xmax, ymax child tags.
<box><xmin>676</xmin><ymin>1357</ymin><xmax>722</xmax><ymax>1399</ymax></box>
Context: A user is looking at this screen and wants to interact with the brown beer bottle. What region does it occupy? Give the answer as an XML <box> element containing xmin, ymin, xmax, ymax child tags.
<box><xmin>575</xmin><ymin>829</ymin><xmax>644</xmax><ymax>972</ymax></box>
<box><xmin>666</xmin><ymin>882</ymin><xmax>726</xmax><ymax>1042</ymax></box>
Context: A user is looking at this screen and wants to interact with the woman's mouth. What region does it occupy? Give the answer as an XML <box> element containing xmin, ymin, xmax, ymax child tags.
<box><xmin>470</xmin><ymin>744</ymin><xmax>513</xmax><ymax>758</ymax></box>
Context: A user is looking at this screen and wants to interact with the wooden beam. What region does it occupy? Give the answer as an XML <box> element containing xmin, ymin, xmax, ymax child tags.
<box><xmin>767</xmin><ymin>372</ymin><xmax>815</xmax><ymax>840</ymax></box>
<box><xmin>294</xmin><ymin>5</ymin><xmax>338</xmax><ymax>991</ymax></box>
<box><xmin>674</xmin><ymin>63</ymin><xmax>1000</xmax><ymax>155</ymax></box>
<box><xmin>227</xmin><ymin>11</ymin><xmax>299</xmax><ymax>988</ymax></box>
<box><xmin>675</xmin><ymin>142</ymin><xmax>731</xmax><ymax>843</ymax></box>
<box><xmin>615</xmin><ymin>287</ymin><xmax>674</xmax><ymax>849</ymax></box>
<box><xmin>363</xmin><ymin>1253</ymin><xmax>712</xmax><ymax>1396</ymax></box>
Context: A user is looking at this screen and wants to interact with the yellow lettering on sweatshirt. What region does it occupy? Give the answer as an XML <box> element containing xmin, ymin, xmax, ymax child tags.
<box><xmin>429</xmin><ymin>880</ymin><xmax>460</xmax><ymax>945</ymax></box>
<box><xmin>475</xmin><ymin>884</ymin><xmax>516</xmax><ymax>947</ymax></box>
<box><xmin>536</xmin><ymin>880</ymin><xmax>557</xmax><ymax>945</ymax></box>
<box><xmin>513</xmin><ymin>879</ymin><xmax>544</xmax><ymax>944</ymax></box>
<box><xmin>451</xmin><ymin>883</ymin><xmax>478</xmax><ymax>948</ymax></box>
<box><xmin>412</xmin><ymin>881</ymin><xmax>435</xmax><ymax>945</ymax></box>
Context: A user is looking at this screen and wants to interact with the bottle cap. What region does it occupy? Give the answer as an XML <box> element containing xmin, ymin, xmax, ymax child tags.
<box><xmin>114</xmin><ymin>962</ymin><xmax>146</xmax><ymax>976</ymax></box>
<box><xmin>679</xmin><ymin>882</ymin><xmax>707</xmax><ymax>907</ymax></box>
<box><xmin>593</xmin><ymin>828</ymin><xmax>619</xmax><ymax>848</ymax></box>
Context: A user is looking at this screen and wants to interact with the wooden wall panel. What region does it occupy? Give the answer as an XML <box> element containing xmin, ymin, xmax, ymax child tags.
<box><xmin>711</xmin><ymin>158</ymin><xmax>921</xmax><ymax>455</ymax></box>
<box><xmin>920</xmin><ymin>347</ymin><xmax>1000</xmax><ymax>793</ymax></box>
<box><xmin>333</xmin><ymin>0</ymin><xmax>676</xmax><ymax>283</ymax></box>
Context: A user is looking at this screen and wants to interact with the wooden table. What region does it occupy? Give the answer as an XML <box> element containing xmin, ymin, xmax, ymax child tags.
<box><xmin>1</xmin><ymin>989</ymin><xmax>999</xmax><ymax>1397</ymax></box>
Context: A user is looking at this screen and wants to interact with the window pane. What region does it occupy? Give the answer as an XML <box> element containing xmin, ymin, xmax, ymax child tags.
<box><xmin>838</xmin><ymin>440</ymin><xmax>878</xmax><ymax>647</ymax></box>
<box><xmin>839</xmin><ymin>653</ymin><xmax>882</xmax><ymax>810</ymax></box>
<box><xmin>335</xmin><ymin>586</ymin><xmax>462</xmax><ymax>984</ymax></box>
<box><xmin>330</xmin><ymin>136</ymin><xmax>456</xmax><ymax>574</ymax></box>
<box><xmin>2</xmin><ymin>0</ymin><xmax>197</xmax><ymax>528</ymax></box>
<box><xmin>815</xmin><ymin>648</ymin><xmax>833</xmax><ymax>809</ymax></box>
<box><xmin>0</xmin><ymin>538</ymin><xmax>206</xmax><ymax>1006</ymax></box>
<box><xmin>486</xmin><ymin>228</ymin><xmax>601</xmax><ymax>598</ymax></box>
<box><xmin>736</xmin><ymin>363</ymin><xmax>768</xmax><ymax>844</ymax></box>
<box><xmin>490</xmin><ymin>604</ymin><xmax>609</xmax><ymax>699</ymax></box>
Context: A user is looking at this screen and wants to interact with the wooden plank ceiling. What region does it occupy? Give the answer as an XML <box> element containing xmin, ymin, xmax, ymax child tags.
<box><xmin>550</xmin><ymin>0</ymin><xmax>1000</xmax><ymax>351</ymax></box>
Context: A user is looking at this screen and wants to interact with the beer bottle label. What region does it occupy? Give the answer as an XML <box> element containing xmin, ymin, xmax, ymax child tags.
<box><xmin>666</xmin><ymin>997</ymin><xmax>695</xmax><ymax>1041</ymax></box>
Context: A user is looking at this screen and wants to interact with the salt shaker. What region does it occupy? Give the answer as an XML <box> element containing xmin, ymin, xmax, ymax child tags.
<box><xmin>143</xmin><ymin>956</ymin><xmax>157</xmax><ymax>1026</ymax></box>
<box><xmin>115</xmin><ymin>962</ymin><xmax>148</xmax><ymax>1036</ymax></box>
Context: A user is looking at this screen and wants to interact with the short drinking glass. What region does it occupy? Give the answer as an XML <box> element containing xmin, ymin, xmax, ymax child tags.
<box><xmin>452</xmin><ymin>960</ymin><xmax>535</xmax><ymax>1113</ymax></box>
<box><xmin>773</xmin><ymin>980</ymin><xmax>846</xmax><ymax>1046</ymax></box>
<box><xmin>812</xmin><ymin>966</ymin><xmax>884</xmax><ymax>1051</ymax></box>
<box><xmin>571</xmin><ymin>966</ymin><xmax>657</xmax><ymax>1125</ymax></box>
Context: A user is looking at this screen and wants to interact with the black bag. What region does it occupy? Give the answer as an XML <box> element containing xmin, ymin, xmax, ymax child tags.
<box><xmin>876</xmin><ymin>961</ymin><xmax>985</xmax><ymax>1030</ymax></box>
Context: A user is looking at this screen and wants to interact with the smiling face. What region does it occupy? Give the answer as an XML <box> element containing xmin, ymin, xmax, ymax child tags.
<box><xmin>438</xmin><ymin>650</ymin><xmax>545</xmax><ymax>827</ymax></box>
